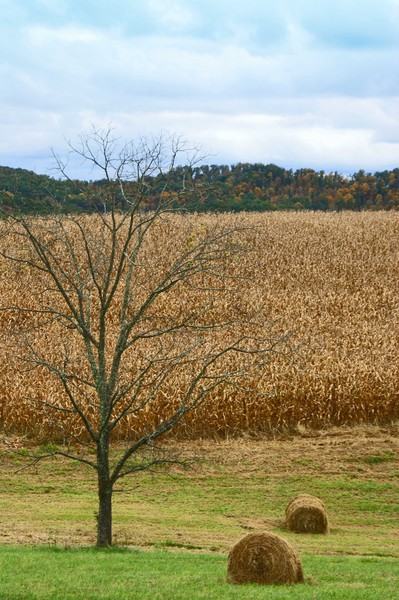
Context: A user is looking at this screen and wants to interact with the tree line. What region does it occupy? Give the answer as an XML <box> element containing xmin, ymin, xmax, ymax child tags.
<box><xmin>1</xmin><ymin>162</ymin><xmax>398</xmax><ymax>214</ymax></box>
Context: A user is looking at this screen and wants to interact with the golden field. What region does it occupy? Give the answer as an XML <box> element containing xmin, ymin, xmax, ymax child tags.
<box><xmin>0</xmin><ymin>211</ymin><xmax>398</xmax><ymax>440</ymax></box>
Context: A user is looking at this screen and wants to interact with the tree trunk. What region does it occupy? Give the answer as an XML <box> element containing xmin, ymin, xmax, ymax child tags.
<box><xmin>97</xmin><ymin>439</ymin><xmax>113</xmax><ymax>547</ymax></box>
<box><xmin>97</xmin><ymin>479</ymin><xmax>113</xmax><ymax>546</ymax></box>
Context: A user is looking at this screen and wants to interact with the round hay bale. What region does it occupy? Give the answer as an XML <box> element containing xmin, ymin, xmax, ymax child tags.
<box><xmin>227</xmin><ymin>531</ymin><xmax>304</xmax><ymax>585</ymax></box>
<box><xmin>285</xmin><ymin>494</ymin><xmax>329</xmax><ymax>534</ymax></box>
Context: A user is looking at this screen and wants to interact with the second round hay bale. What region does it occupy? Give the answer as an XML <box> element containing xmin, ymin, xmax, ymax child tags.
<box><xmin>227</xmin><ymin>531</ymin><xmax>304</xmax><ymax>585</ymax></box>
<box><xmin>285</xmin><ymin>494</ymin><xmax>329</xmax><ymax>534</ymax></box>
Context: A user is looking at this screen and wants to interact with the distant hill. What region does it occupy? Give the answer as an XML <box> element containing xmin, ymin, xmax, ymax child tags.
<box><xmin>1</xmin><ymin>163</ymin><xmax>398</xmax><ymax>213</ymax></box>
<box><xmin>0</xmin><ymin>166</ymin><xmax>89</xmax><ymax>213</ymax></box>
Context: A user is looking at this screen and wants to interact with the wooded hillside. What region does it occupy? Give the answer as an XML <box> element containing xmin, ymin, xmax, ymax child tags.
<box><xmin>1</xmin><ymin>163</ymin><xmax>398</xmax><ymax>213</ymax></box>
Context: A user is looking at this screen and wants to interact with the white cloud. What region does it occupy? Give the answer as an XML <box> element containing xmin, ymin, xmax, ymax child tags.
<box><xmin>27</xmin><ymin>24</ymin><xmax>98</xmax><ymax>44</ymax></box>
<box><xmin>54</xmin><ymin>108</ymin><xmax>397</xmax><ymax>175</ymax></box>
<box><xmin>147</xmin><ymin>0</ymin><xmax>197</xmax><ymax>31</ymax></box>
<box><xmin>0</xmin><ymin>0</ymin><xmax>398</xmax><ymax>175</ymax></box>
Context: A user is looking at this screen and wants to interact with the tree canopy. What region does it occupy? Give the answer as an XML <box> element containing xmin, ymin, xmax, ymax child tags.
<box><xmin>1</xmin><ymin>163</ymin><xmax>398</xmax><ymax>214</ymax></box>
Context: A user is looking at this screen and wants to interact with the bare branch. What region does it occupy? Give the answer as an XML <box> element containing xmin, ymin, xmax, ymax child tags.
<box><xmin>0</xmin><ymin>125</ymin><xmax>290</xmax><ymax>547</ymax></box>
<box><xmin>12</xmin><ymin>450</ymin><xmax>97</xmax><ymax>473</ymax></box>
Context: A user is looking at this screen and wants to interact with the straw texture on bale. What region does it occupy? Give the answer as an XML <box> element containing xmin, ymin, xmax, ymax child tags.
<box><xmin>227</xmin><ymin>531</ymin><xmax>304</xmax><ymax>585</ymax></box>
<box><xmin>285</xmin><ymin>494</ymin><xmax>329</xmax><ymax>534</ymax></box>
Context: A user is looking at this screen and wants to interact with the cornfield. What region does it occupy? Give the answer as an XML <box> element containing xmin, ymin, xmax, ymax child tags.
<box><xmin>0</xmin><ymin>211</ymin><xmax>398</xmax><ymax>440</ymax></box>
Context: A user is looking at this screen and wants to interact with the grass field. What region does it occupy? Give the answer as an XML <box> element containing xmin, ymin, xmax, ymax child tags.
<box><xmin>1</xmin><ymin>546</ymin><xmax>398</xmax><ymax>600</ymax></box>
<box><xmin>1</xmin><ymin>425</ymin><xmax>398</xmax><ymax>598</ymax></box>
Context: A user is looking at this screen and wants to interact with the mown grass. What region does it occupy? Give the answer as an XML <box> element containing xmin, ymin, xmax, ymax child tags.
<box><xmin>0</xmin><ymin>428</ymin><xmax>398</xmax><ymax>597</ymax></box>
<box><xmin>1</xmin><ymin>430</ymin><xmax>398</xmax><ymax>554</ymax></box>
<box><xmin>0</xmin><ymin>546</ymin><xmax>398</xmax><ymax>600</ymax></box>
<box><xmin>1</xmin><ymin>454</ymin><xmax>398</xmax><ymax>555</ymax></box>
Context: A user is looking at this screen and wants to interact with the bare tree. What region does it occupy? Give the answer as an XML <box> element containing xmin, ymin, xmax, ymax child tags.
<box><xmin>1</xmin><ymin>127</ymin><xmax>286</xmax><ymax>546</ymax></box>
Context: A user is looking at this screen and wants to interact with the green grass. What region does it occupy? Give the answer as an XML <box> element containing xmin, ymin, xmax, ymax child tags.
<box><xmin>0</xmin><ymin>546</ymin><xmax>398</xmax><ymax>600</ymax></box>
<box><xmin>0</xmin><ymin>428</ymin><xmax>398</xmax><ymax>598</ymax></box>
<box><xmin>1</xmin><ymin>466</ymin><xmax>397</xmax><ymax>555</ymax></box>
<box><xmin>362</xmin><ymin>451</ymin><xmax>396</xmax><ymax>465</ymax></box>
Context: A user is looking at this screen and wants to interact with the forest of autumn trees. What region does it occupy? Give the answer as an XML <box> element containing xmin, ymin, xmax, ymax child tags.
<box><xmin>1</xmin><ymin>162</ymin><xmax>399</xmax><ymax>214</ymax></box>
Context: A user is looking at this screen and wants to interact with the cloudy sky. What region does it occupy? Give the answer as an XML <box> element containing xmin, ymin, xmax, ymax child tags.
<box><xmin>1</xmin><ymin>0</ymin><xmax>398</xmax><ymax>178</ymax></box>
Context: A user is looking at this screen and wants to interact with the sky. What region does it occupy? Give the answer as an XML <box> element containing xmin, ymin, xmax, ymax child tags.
<box><xmin>0</xmin><ymin>0</ymin><xmax>398</xmax><ymax>178</ymax></box>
